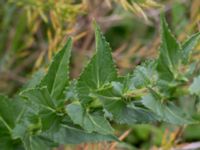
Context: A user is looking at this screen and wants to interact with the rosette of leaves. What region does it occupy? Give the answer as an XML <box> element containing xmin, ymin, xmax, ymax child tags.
<box><xmin>0</xmin><ymin>15</ymin><xmax>200</xmax><ymax>149</ymax></box>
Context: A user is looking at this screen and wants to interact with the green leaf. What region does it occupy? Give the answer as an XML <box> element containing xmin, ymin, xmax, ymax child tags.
<box><xmin>12</xmin><ymin>103</ymin><xmax>60</xmax><ymax>150</ymax></box>
<box><xmin>0</xmin><ymin>96</ymin><xmax>28</xmax><ymax>150</ymax></box>
<box><xmin>12</xmin><ymin>110</ymin><xmax>42</xmax><ymax>140</ymax></box>
<box><xmin>22</xmin><ymin>69</ymin><xmax>45</xmax><ymax>90</ymax></box>
<box><xmin>0</xmin><ymin>95</ymin><xmax>14</xmax><ymax>130</ymax></box>
<box><xmin>132</xmin><ymin>60</ymin><xmax>157</xmax><ymax>88</ymax></box>
<box><xmin>94</xmin><ymin>86</ymin><xmax>158</xmax><ymax>124</ymax></box>
<box><xmin>21</xmin><ymin>87</ymin><xmax>56</xmax><ymax>111</ymax></box>
<box><xmin>142</xmin><ymin>92</ymin><xmax>193</xmax><ymax>125</ymax></box>
<box><xmin>0</xmin><ymin>124</ymin><xmax>22</xmax><ymax>150</ymax></box>
<box><xmin>182</xmin><ymin>32</ymin><xmax>200</xmax><ymax>64</ymax></box>
<box><xmin>20</xmin><ymin>87</ymin><xmax>60</xmax><ymax>131</ymax></box>
<box><xmin>189</xmin><ymin>75</ymin><xmax>200</xmax><ymax>96</ymax></box>
<box><xmin>66</xmin><ymin>102</ymin><xmax>114</xmax><ymax>134</ymax></box>
<box><xmin>65</xmin><ymin>80</ymin><xmax>78</xmax><ymax>101</ymax></box>
<box><xmin>22</xmin><ymin>134</ymin><xmax>56</xmax><ymax>150</ymax></box>
<box><xmin>43</xmin><ymin>124</ymin><xmax>117</xmax><ymax>144</ymax></box>
<box><xmin>40</xmin><ymin>38</ymin><xmax>72</xmax><ymax>100</ymax></box>
<box><xmin>12</xmin><ymin>108</ymin><xmax>57</xmax><ymax>150</ymax></box>
<box><xmin>157</xmin><ymin>15</ymin><xmax>181</xmax><ymax>81</ymax></box>
<box><xmin>0</xmin><ymin>125</ymin><xmax>10</xmax><ymax>145</ymax></box>
<box><xmin>39</xmin><ymin>109</ymin><xmax>62</xmax><ymax>131</ymax></box>
<box><xmin>77</xmin><ymin>23</ymin><xmax>117</xmax><ymax>104</ymax></box>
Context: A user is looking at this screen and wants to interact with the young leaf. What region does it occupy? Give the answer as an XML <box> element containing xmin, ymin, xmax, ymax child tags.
<box><xmin>94</xmin><ymin>86</ymin><xmax>158</xmax><ymax>124</ymax></box>
<box><xmin>21</xmin><ymin>87</ymin><xmax>56</xmax><ymax>111</ymax></box>
<box><xmin>157</xmin><ymin>15</ymin><xmax>181</xmax><ymax>81</ymax></box>
<box><xmin>12</xmin><ymin>107</ymin><xmax>59</xmax><ymax>150</ymax></box>
<box><xmin>77</xmin><ymin>23</ymin><xmax>117</xmax><ymax>104</ymax></box>
<box><xmin>182</xmin><ymin>32</ymin><xmax>200</xmax><ymax>64</ymax></box>
<box><xmin>132</xmin><ymin>60</ymin><xmax>157</xmax><ymax>88</ymax></box>
<box><xmin>12</xmin><ymin>110</ymin><xmax>42</xmax><ymax>140</ymax></box>
<box><xmin>142</xmin><ymin>92</ymin><xmax>193</xmax><ymax>125</ymax></box>
<box><xmin>20</xmin><ymin>87</ymin><xmax>60</xmax><ymax>131</ymax></box>
<box><xmin>40</xmin><ymin>38</ymin><xmax>72</xmax><ymax>100</ymax></box>
<box><xmin>65</xmin><ymin>80</ymin><xmax>78</xmax><ymax>101</ymax></box>
<box><xmin>66</xmin><ymin>102</ymin><xmax>114</xmax><ymax>134</ymax></box>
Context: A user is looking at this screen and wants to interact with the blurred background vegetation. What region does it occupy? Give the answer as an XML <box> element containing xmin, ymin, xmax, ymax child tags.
<box><xmin>0</xmin><ymin>0</ymin><xmax>200</xmax><ymax>149</ymax></box>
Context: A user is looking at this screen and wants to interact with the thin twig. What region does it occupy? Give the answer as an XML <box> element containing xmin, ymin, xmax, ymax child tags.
<box><xmin>109</xmin><ymin>129</ymin><xmax>132</xmax><ymax>150</ymax></box>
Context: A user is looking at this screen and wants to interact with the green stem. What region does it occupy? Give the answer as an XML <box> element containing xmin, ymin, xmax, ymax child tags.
<box><xmin>0</xmin><ymin>117</ymin><xmax>12</xmax><ymax>133</ymax></box>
